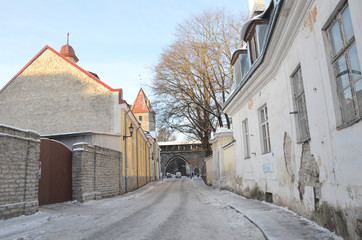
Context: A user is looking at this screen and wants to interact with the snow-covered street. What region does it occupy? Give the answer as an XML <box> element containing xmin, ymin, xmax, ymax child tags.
<box><xmin>0</xmin><ymin>178</ymin><xmax>341</xmax><ymax>240</ymax></box>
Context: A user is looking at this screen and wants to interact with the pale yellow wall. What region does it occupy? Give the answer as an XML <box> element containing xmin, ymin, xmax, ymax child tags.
<box><xmin>0</xmin><ymin>49</ymin><xmax>115</xmax><ymax>135</ymax></box>
<box><xmin>205</xmin><ymin>156</ymin><xmax>213</xmax><ymax>185</ymax></box>
<box><xmin>223</xmin><ymin>143</ymin><xmax>236</xmax><ymax>190</ymax></box>
<box><xmin>210</xmin><ymin>130</ymin><xmax>235</xmax><ymax>190</ymax></box>
<box><xmin>133</xmin><ymin>112</ymin><xmax>156</xmax><ymax>132</ymax></box>
<box><xmin>120</xmin><ymin>106</ymin><xmax>158</xmax><ymax>187</ymax></box>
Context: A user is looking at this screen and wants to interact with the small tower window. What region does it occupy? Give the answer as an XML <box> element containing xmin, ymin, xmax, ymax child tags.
<box><xmin>139</xmin><ymin>116</ymin><xmax>143</xmax><ymax>121</ymax></box>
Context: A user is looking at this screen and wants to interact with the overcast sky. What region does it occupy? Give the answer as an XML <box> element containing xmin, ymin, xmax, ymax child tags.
<box><xmin>0</xmin><ymin>0</ymin><xmax>262</xmax><ymax>102</ymax></box>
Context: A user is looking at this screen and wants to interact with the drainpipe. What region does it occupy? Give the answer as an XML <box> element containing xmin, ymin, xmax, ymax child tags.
<box><xmin>136</xmin><ymin>123</ymin><xmax>141</xmax><ymax>188</ymax></box>
<box><xmin>148</xmin><ymin>143</ymin><xmax>151</xmax><ymax>182</ymax></box>
<box><xmin>145</xmin><ymin>141</ymin><xmax>147</xmax><ymax>183</ymax></box>
<box><xmin>124</xmin><ymin>108</ymin><xmax>131</xmax><ymax>193</ymax></box>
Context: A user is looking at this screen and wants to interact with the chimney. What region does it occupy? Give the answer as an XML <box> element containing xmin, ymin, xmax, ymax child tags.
<box><xmin>248</xmin><ymin>0</ymin><xmax>265</xmax><ymax>18</ymax></box>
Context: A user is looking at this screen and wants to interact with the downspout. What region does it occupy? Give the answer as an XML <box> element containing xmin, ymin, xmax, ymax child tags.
<box><xmin>148</xmin><ymin>142</ymin><xmax>151</xmax><ymax>182</ymax></box>
<box><xmin>124</xmin><ymin>108</ymin><xmax>131</xmax><ymax>193</ymax></box>
<box><xmin>145</xmin><ymin>141</ymin><xmax>147</xmax><ymax>183</ymax></box>
<box><xmin>136</xmin><ymin>123</ymin><xmax>141</xmax><ymax>188</ymax></box>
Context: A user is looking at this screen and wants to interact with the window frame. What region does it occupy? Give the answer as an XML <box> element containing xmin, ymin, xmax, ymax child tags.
<box><xmin>249</xmin><ymin>33</ymin><xmax>258</xmax><ymax>64</ymax></box>
<box><xmin>326</xmin><ymin>3</ymin><xmax>362</xmax><ymax>126</ymax></box>
<box><xmin>242</xmin><ymin>118</ymin><xmax>251</xmax><ymax>159</ymax></box>
<box><xmin>245</xmin><ymin>20</ymin><xmax>268</xmax><ymax>65</ymax></box>
<box><xmin>290</xmin><ymin>65</ymin><xmax>311</xmax><ymax>143</ymax></box>
<box><xmin>259</xmin><ymin>104</ymin><xmax>271</xmax><ymax>154</ymax></box>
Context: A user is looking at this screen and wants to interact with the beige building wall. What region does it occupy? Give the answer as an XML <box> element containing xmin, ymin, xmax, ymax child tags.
<box><xmin>222</xmin><ymin>142</ymin><xmax>236</xmax><ymax>192</ymax></box>
<box><xmin>133</xmin><ymin>112</ymin><xmax>156</xmax><ymax>132</ymax></box>
<box><xmin>120</xmin><ymin>105</ymin><xmax>158</xmax><ymax>192</ymax></box>
<box><xmin>0</xmin><ymin>48</ymin><xmax>116</xmax><ymax>135</ymax></box>
<box><xmin>210</xmin><ymin>128</ymin><xmax>234</xmax><ymax>190</ymax></box>
<box><xmin>204</xmin><ymin>156</ymin><xmax>213</xmax><ymax>186</ymax></box>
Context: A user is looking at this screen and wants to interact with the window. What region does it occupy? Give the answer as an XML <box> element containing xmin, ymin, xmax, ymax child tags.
<box><xmin>250</xmin><ymin>33</ymin><xmax>259</xmax><ymax>64</ymax></box>
<box><xmin>233</xmin><ymin>55</ymin><xmax>242</xmax><ymax>87</ymax></box>
<box><xmin>327</xmin><ymin>4</ymin><xmax>362</xmax><ymax>125</ymax></box>
<box><xmin>139</xmin><ymin>116</ymin><xmax>142</xmax><ymax>121</ymax></box>
<box><xmin>242</xmin><ymin>119</ymin><xmax>250</xmax><ymax>158</ymax></box>
<box><xmin>291</xmin><ymin>66</ymin><xmax>310</xmax><ymax>142</ymax></box>
<box><xmin>231</xmin><ymin>49</ymin><xmax>249</xmax><ymax>91</ymax></box>
<box><xmin>259</xmin><ymin>105</ymin><xmax>271</xmax><ymax>154</ymax></box>
<box><xmin>246</xmin><ymin>21</ymin><xmax>268</xmax><ymax>65</ymax></box>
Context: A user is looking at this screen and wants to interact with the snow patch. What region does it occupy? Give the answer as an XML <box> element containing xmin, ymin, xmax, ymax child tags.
<box><xmin>73</xmin><ymin>142</ymin><xmax>90</xmax><ymax>146</ymax></box>
<box><xmin>0</xmin><ymin>133</ymin><xmax>40</xmax><ymax>142</ymax></box>
<box><xmin>73</xmin><ymin>148</ymin><xmax>85</xmax><ymax>152</ymax></box>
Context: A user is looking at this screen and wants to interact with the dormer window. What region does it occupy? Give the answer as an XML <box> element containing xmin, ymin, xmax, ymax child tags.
<box><xmin>245</xmin><ymin>20</ymin><xmax>268</xmax><ymax>65</ymax></box>
<box><xmin>231</xmin><ymin>49</ymin><xmax>250</xmax><ymax>91</ymax></box>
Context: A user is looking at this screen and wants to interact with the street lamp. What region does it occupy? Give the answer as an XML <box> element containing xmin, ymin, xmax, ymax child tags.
<box><xmin>123</xmin><ymin>123</ymin><xmax>134</xmax><ymax>140</ymax></box>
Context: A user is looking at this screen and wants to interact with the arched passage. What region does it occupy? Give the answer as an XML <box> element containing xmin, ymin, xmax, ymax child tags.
<box><xmin>164</xmin><ymin>155</ymin><xmax>191</xmax><ymax>177</ymax></box>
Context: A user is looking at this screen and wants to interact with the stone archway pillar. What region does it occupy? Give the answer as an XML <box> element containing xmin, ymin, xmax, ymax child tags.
<box><xmin>210</xmin><ymin>128</ymin><xmax>233</xmax><ymax>189</ymax></box>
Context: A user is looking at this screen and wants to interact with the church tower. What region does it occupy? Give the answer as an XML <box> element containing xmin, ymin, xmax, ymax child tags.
<box><xmin>131</xmin><ymin>88</ymin><xmax>156</xmax><ymax>132</ymax></box>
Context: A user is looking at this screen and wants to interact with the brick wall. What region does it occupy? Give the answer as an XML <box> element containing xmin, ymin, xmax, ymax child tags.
<box><xmin>0</xmin><ymin>125</ymin><xmax>40</xmax><ymax>219</ymax></box>
<box><xmin>72</xmin><ymin>143</ymin><xmax>124</xmax><ymax>202</ymax></box>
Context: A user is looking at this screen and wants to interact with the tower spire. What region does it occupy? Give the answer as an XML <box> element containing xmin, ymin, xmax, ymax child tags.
<box><xmin>59</xmin><ymin>32</ymin><xmax>79</xmax><ymax>63</ymax></box>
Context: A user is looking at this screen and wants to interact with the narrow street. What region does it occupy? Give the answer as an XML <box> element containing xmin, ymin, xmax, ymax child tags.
<box><xmin>0</xmin><ymin>179</ymin><xmax>340</xmax><ymax>240</ymax></box>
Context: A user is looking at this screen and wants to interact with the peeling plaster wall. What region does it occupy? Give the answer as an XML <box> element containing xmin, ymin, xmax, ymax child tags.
<box><xmin>225</xmin><ymin>0</ymin><xmax>362</xmax><ymax>239</ymax></box>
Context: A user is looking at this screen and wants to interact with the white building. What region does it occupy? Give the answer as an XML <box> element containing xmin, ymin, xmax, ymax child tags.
<box><xmin>223</xmin><ymin>0</ymin><xmax>362</xmax><ymax>239</ymax></box>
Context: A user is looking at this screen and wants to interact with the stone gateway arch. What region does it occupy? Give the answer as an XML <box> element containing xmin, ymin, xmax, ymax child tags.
<box><xmin>159</xmin><ymin>142</ymin><xmax>205</xmax><ymax>177</ymax></box>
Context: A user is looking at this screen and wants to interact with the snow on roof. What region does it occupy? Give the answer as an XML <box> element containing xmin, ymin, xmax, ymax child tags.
<box><xmin>148</xmin><ymin>131</ymin><xmax>156</xmax><ymax>139</ymax></box>
<box><xmin>240</xmin><ymin>0</ymin><xmax>275</xmax><ymax>41</ymax></box>
<box><xmin>215</xmin><ymin>127</ymin><xmax>233</xmax><ymax>134</ymax></box>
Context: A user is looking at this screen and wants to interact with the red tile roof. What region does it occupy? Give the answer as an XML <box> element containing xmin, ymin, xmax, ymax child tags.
<box><xmin>131</xmin><ymin>88</ymin><xmax>152</xmax><ymax>113</ymax></box>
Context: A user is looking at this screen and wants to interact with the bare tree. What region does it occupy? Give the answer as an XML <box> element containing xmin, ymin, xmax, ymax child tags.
<box><xmin>152</xmin><ymin>9</ymin><xmax>247</xmax><ymax>156</ymax></box>
<box><xmin>157</xmin><ymin>126</ymin><xmax>176</xmax><ymax>142</ymax></box>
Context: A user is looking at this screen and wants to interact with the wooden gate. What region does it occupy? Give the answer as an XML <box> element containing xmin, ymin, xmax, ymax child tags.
<box><xmin>38</xmin><ymin>139</ymin><xmax>72</xmax><ymax>205</ymax></box>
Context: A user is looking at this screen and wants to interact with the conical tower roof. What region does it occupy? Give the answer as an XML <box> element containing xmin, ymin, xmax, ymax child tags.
<box><xmin>131</xmin><ymin>88</ymin><xmax>153</xmax><ymax>113</ymax></box>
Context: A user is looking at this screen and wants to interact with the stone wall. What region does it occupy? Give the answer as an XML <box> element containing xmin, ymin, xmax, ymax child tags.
<box><xmin>0</xmin><ymin>48</ymin><xmax>116</xmax><ymax>135</ymax></box>
<box><xmin>72</xmin><ymin>143</ymin><xmax>123</xmax><ymax>202</ymax></box>
<box><xmin>0</xmin><ymin>125</ymin><xmax>40</xmax><ymax>219</ymax></box>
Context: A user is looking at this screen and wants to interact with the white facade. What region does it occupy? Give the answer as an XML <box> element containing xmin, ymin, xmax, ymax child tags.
<box><xmin>224</xmin><ymin>0</ymin><xmax>362</xmax><ymax>239</ymax></box>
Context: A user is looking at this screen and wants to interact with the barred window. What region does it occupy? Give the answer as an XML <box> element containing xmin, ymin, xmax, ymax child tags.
<box><xmin>291</xmin><ymin>66</ymin><xmax>310</xmax><ymax>142</ymax></box>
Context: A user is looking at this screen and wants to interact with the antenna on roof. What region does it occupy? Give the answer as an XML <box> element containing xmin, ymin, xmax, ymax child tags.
<box><xmin>67</xmin><ymin>32</ymin><xmax>69</xmax><ymax>45</ymax></box>
<box><xmin>139</xmin><ymin>74</ymin><xmax>142</xmax><ymax>88</ymax></box>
